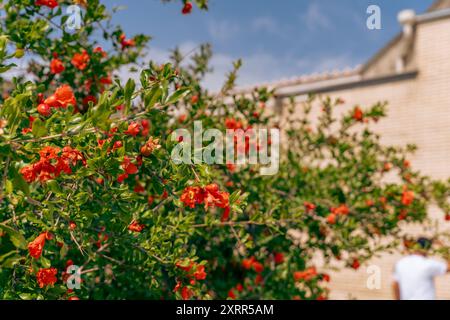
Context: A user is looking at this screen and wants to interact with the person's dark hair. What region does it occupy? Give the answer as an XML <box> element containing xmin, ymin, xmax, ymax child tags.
<box><xmin>417</xmin><ymin>237</ymin><xmax>432</xmax><ymax>250</ymax></box>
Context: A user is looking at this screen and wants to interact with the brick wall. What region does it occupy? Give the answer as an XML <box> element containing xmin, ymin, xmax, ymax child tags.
<box><xmin>284</xmin><ymin>17</ymin><xmax>450</xmax><ymax>299</ymax></box>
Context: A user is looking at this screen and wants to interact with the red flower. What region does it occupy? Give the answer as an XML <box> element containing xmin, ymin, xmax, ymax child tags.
<box><xmin>180</xmin><ymin>186</ymin><xmax>204</xmax><ymax>209</ymax></box>
<box><xmin>294</xmin><ymin>267</ymin><xmax>317</xmax><ymax>281</ymax></box>
<box><xmin>353</xmin><ymin>107</ymin><xmax>364</xmax><ymax>122</ymax></box>
<box><xmin>35</xmin><ymin>0</ymin><xmax>58</xmax><ymax>9</ymax></box>
<box><xmin>190</xmin><ymin>95</ymin><xmax>198</xmax><ymax>104</ymax></box>
<box><xmin>134</xmin><ymin>182</ymin><xmax>145</xmax><ymax>194</ymax></box>
<box><xmin>326</xmin><ymin>213</ymin><xmax>336</xmax><ymax>225</ymax></box>
<box><xmin>69</xmin><ymin>221</ymin><xmax>77</xmax><ymax>230</ymax></box>
<box><xmin>46</xmin><ymin>85</ymin><xmax>76</xmax><ymax>108</ymax></box>
<box><xmin>176</xmin><ymin>259</ymin><xmax>194</xmax><ymax>272</ymax></box>
<box><xmin>94</xmin><ymin>46</ymin><xmax>107</xmax><ymax>58</ymax></box>
<box><xmin>445</xmin><ymin>214</ymin><xmax>450</xmax><ymax>221</ymax></box>
<box><xmin>401</xmin><ymin>189</ymin><xmax>414</xmax><ymax>206</ymax></box>
<box><xmin>124</xmin><ymin>122</ymin><xmax>141</xmax><ymax>136</ymax></box>
<box><xmin>322</xmin><ymin>273</ymin><xmax>331</xmax><ymax>282</ymax></box>
<box><xmin>332</xmin><ymin>204</ymin><xmax>350</xmax><ymax>216</ymax></box>
<box><xmin>193</xmin><ymin>265</ymin><xmax>207</xmax><ymax>280</ymax></box>
<box><xmin>36</xmin><ymin>268</ymin><xmax>58</xmax><ymax>288</ymax></box>
<box><xmin>182</xmin><ymin>2</ymin><xmax>193</xmax><ymax>15</ymax></box>
<box><xmin>304</xmin><ymin>201</ymin><xmax>316</xmax><ymax>211</ymax></box>
<box><xmin>121</xmin><ymin>156</ymin><xmax>138</xmax><ymax>175</ymax></box>
<box><xmin>119</xmin><ymin>34</ymin><xmax>135</xmax><ymax>50</ymax></box>
<box><xmin>71</xmin><ymin>50</ymin><xmax>90</xmax><ymax>71</ymax></box>
<box><xmin>252</xmin><ymin>261</ymin><xmax>264</xmax><ymax>273</ymax></box>
<box><xmin>254</xmin><ymin>274</ymin><xmax>263</xmax><ymax>285</ymax></box>
<box><xmin>128</xmin><ymin>220</ymin><xmax>145</xmax><ymax>233</ymax></box>
<box><xmin>37</xmin><ymin>103</ymin><xmax>51</xmax><ymax>117</ymax></box>
<box><xmin>28</xmin><ymin>232</ymin><xmax>52</xmax><ymax>259</ymax></box>
<box><xmin>82</xmin><ymin>95</ymin><xmax>97</xmax><ymax>107</ymax></box>
<box><xmin>50</xmin><ymin>58</ymin><xmax>65</xmax><ymax>74</ymax></box>
<box><xmin>227</xmin><ymin>289</ymin><xmax>236</xmax><ymax>300</ymax></box>
<box><xmin>225</xmin><ymin>118</ymin><xmax>243</xmax><ymax>130</ymax></box>
<box><xmin>181</xmin><ymin>286</ymin><xmax>193</xmax><ymax>300</ymax></box>
<box><xmin>351</xmin><ymin>259</ymin><xmax>361</xmax><ymax>270</ymax></box>
<box><xmin>236</xmin><ymin>283</ymin><xmax>244</xmax><ymax>292</ymax></box>
<box><xmin>274</xmin><ymin>252</ymin><xmax>284</xmax><ymax>264</ymax></box>
<box><xmin>242</xmin><ymin>256</ymin><xmax>256</xmax><ymax>270</ymax></box>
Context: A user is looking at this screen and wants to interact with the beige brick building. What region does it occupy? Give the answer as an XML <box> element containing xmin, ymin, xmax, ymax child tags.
<box><xmin>240</xmin><ymin>1</ymin><xmax>450</xmax><ymax>299</ymax></box>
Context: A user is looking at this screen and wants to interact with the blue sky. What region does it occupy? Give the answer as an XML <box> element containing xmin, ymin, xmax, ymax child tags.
<box><xmin>104</xmin><ymin>0</ymin><xmax>434</xmax><ymax>90</ymax></box>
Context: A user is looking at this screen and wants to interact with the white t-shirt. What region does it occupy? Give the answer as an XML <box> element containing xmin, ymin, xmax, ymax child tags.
<box><xmin>393</xmin><ymin>254</ymin><xmax>447</xmax><ymax>300</ymax></box>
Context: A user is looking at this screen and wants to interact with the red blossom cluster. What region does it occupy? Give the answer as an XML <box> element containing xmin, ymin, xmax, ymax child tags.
<box><xmin>117</xmin><ymin>156</ymin><xmax>140</xmax><ymax>183</ymax></box>
<box><xmin>36</xmin><ymin>85</ymin><xmax>77</xmax><ymax>117</ymax></box>
<box><xmin>242</xmin><ymin>256</ymin><xmax>264</xmax><ymax>274</ymax></box>
<box><xmin>21</xmin><ymin>146</ymin><xmax>85</xmax><ymax>183</ymax></box>
<box><xmin>36</xmin><ymin>268</ymin><xmax>58</xmax><ymax>288</ymax></box>
<box><xmin>71</xmin><ymin>50</ymin><xmax>90</xmax><ymax>71</ymax></box>
<box><xmin>124</xmin><ymin>120</ymin><xmax>150</xmax><ymax>137</ymax></box>
<box><xmin>174</xmin><ymin>259</ymin><xmax>207</xmax><ymax>300</ymax></box>
<box><xmin>180</xmin><ymin>184</ymin><xmax>230</xmax><ymax>221</ymax></box>
<box><xmin>401</xmin><ymin>188</ymin><xmax>415</xmax><ymax>206</ymax></box>
<box><xmin>326</xmin><ymin>204</ymin><xmax>350</xmax><ymax>225</ymax></box>
<box><xmin>28</xmin><ymin>231</ymin><xmax>53</xmax><ymax>259</ymax></box>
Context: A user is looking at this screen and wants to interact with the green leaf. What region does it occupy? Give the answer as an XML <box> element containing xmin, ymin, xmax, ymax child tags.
<box><xmin>32</xmin><ymin>118</ymin><xmax>47</xmax><ymax>138</ymax></box>
<box><xmin>165</xmin><ymin>88</ymin><xmax>190</xmax><ymax>106</ymax></box>
<box><xmin>0</xmin><ymin>225</ymin><xmax>27</xmax><ymax>250</ymax></box>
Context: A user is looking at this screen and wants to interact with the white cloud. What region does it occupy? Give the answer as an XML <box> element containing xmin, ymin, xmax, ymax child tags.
<box><xmin>207</xmin><ymin>19</ymin><xmax>240</xmax><ymax>43</ymax></box>
<box><xmin>251</xmin><ymin>16</ymin><xmax>280</xmax><ymax>35</ymax></box>
<box><xmin>302</xmin><ymin>2</ymin><xmax>332</xmax><ymax>31</ymax></box>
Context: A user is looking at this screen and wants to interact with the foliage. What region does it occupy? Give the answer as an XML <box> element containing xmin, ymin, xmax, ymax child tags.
<box><xmin>0</xmin><ymin>0</ymin><xmax>448</xmax><ymax>300</ymax></box>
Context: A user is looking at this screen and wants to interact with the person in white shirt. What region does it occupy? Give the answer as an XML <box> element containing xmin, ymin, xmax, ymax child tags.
<box><xmin>392</xmin><ymin>237</ymin><xmax>449</xmax><ymax>300</ymax></box>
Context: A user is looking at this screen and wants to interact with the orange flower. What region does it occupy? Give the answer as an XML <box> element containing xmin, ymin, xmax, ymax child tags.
<box><xmin>401</xmin><ymin>189</ymin><xmax>414</xmax><ymax>206</ymax></box>
<box><xmin>28</xmin><ymin>232</ymin><xmax>52</xmax><ymax>259</ymax></box>
<box><xmin>50</xmin><ymin>58</ymin><xmax>65</xmax><ymax>74</ymax></box>
<box><xmin>140</xmin><ymin>137</ymin><xmax>161</xmax><ymax>157</ymax></box>
<box><xmin>332</xmin><ymin>204</ymin><xmax>349</xmax><ymax>216</ymax></box>
<box><xmin>54</xmin><ymin>85</ymin><xmax>76</xmax><ymax>108</ymax></box>
<box><xmin>294</xmin><ymin>267</ymin><xmax>317</xmax><ymax>281</ymax></box>
<box><xmin>353</xmin><ymin>107</ymin><xmax>364</xmax><ymax>122</ymax></box>
<box><xmin>36</xmin><ymin>268</ymin><xmax>58</xmax><ymax>288</ymax></box>
<box><xmin>71</xmin><ymin>50</ymin><xmax>90</xmax><ymax>70</ymax></box>
<box><xmin>124</xmin><ymin>122</ymin><xmax>141</xmax><ymax>136</ymax></box>
<box><xmin>128</xmin><ymin>220</ymin><xmax>145</xmax><ymax>233</ymax></box>
<box><xmin>326</xmin><ymin>213</ymin><xmax>336</xmax><ymax>225</ymax></box>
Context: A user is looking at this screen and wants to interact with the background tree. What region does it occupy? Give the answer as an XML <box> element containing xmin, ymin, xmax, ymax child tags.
<box><xmin>0</xmin><ymin>0</ymin><xmax>448</xmax><ymax>300</ymax></box>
